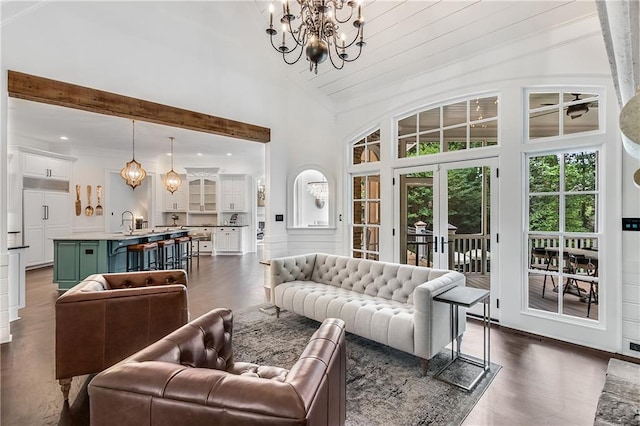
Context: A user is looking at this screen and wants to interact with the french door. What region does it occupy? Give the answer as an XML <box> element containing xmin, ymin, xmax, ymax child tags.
<box><xmin>394</xmin><ymin>158</ymin><xmax>499</xmax><ymax>318</ymax></box>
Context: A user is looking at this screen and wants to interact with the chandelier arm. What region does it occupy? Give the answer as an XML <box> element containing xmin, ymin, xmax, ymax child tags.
<box><xmin>327</xmin><ymin>47</ymin><xmax>346</xmax><ymax>70</ymax></box>
<box><xmin>286</xmin><ymin>20</ymin><xmax>306</xmax><ymax>48</ymax></box>
<box><xmin>338</xmin><ymin>28</ymin><xmax>364</xmax><ymax>49</ymax></box>
<box><xmin>329</xmin><ymin>0</ymin><xmax>356</xmax><ymax>24</ymax></box>
<box><xmin>282</xmin><ymin>43</ymin><xmax>305</xmax><ymax>65</ymax></box>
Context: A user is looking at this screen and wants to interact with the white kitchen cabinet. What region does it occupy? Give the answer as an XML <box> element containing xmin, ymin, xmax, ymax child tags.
<box><xmin>163</xmin><ymin>174</ymin><xmax>187</xmax><ymax>211</ymax></box>
<box><xmin>188</xmin><ymin>177</ymin><xmax>217</xmax><ymax>212</ymax></box>
<box><xmin>189</xmin><ymin>227</ymin><xmax>213</xmax><ymax>253</ymax></box>
<box><xmin>23</xmin><ymin>190</ymin><xmax>71</xmax><ymax>267</ymax></box>
<box><xmin>215</xmin><ymin>227</ymin><xmax>241</xmax><ymax>253</ymax></box>
<box><xmin>219</xmin><ymin>175</ymin><xmax>249</xmax><ymax>212</ymax></box>
<box><xmin>23</xmin><ymin>152</ymin><xmax>71</xmax><ymax>180</ymax></box>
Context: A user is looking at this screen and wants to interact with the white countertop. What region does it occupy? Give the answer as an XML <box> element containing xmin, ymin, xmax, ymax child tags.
<box><xmin>54</xmin><ymin>229</ymin><xmax>189</xmax><ymax>241</ymax></box>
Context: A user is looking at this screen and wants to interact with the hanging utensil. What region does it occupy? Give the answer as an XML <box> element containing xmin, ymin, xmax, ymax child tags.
<box><xmin>96</xmin><ymin>185</ymin><xmax>104</xmax><ymax>216</ymax></box>
<box><xmin>85</xmin><ymin>185</ymin><xmax>94</xmax><ymax>216</ymax></box>
<box><xmin>75</xmin><ymin>184</ymin><xmax>82</xmax><ymax>216</ymax></box>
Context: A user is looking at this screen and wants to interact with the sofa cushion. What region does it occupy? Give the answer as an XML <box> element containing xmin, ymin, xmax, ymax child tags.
<box><xmin>275</xmin><ymin>281</ymin><xmax>415</xmax><ymax>354</ymax></box>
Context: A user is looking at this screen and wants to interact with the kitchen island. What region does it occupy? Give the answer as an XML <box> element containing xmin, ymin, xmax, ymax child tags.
<box><xmin>53</xmin><ymin>228</ymin><xmax>189</xmax><ymax>290</ymax></box>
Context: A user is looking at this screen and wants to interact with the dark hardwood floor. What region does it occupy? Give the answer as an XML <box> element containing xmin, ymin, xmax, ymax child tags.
<box><xmin>1</xmin><ymin>248</ymin><xmax>620</xmax><ymax>425</ymax></box>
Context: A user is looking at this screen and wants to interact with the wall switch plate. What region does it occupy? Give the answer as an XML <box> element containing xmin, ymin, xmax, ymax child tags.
<box><xmin>622</xmin><ymin>218</ymin><xmax>640</xmax><ymax>231</ymax></box>
<box><xmin>630</xmin><ymin>342</ymin><xmax>640</xmax><ymax>352</ymax></box>
<box><xmin>275</xmin><ymin>214</ymin><xmax>284</xmax><ymax>222</ymax></box>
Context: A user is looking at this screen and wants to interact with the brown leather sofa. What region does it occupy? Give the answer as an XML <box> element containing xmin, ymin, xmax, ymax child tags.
<box><xmin>88</xmin><ymin>308</ymin><xmax>346</xmax><ymax>426</ymax></box>
<box><xmin>56</xmin><ymin>269</ymin><xmax>189</xmax><ymax>400</ymax></box>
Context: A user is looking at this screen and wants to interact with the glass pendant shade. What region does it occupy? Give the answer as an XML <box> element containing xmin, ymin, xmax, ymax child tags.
<box><xmin>121</xmin><ymin>119</ymin><xmax>147</xmax><ymax>189</ymax></box>
<box><xmin>163</xmin><ymin>137</ymin><xmax>183</xmax><ymax>193</ymax></box>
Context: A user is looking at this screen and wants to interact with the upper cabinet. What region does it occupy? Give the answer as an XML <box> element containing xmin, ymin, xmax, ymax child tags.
<box><xmin>22</xmin><ymin>151</ymin><xmax>71</xmax><ymax>180</ymax></box>
<box><xmin>220</xmin><ymin>174</ymin><xmax>250</xmax><ymax>212</ymax></box>
<box><xmin>188</xmin><ymin>177</ymin><xmax>217</xmax><ymax>212</ymax></box>
<box><xmin>162</xmin><ymin>174</ymin><xmax>187</xmax><ymax>211</ymax></box>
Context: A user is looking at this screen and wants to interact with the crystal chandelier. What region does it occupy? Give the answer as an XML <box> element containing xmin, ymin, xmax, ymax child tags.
<box><xmin>266</xmin><ymin>0</ymin><xmax>366</xmax><ymax>74</ymax></box>
<box><xmin>162</xmin><ymin>137</ymin><xmax>183</xmax><ymax>194</ymax></box>
<box><xmin>306</xmin><ymin>180</ymin><xmax>329</xmax><ymax>200</ymax></box>
<box><xmin>120</xmin><ymin>119</ymin><xmax>147</xmax><ymax>190</ymax></box>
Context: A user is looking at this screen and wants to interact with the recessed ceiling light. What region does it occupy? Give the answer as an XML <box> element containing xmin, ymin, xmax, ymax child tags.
<box><xmin>197</xmin><ymin>153</ymin><xmax>203</xmax><ymax>156</ymax></box>
<box><xmin>167</xmin><ymin>153</ymin><xmax>172</xmax><ymax>156</ymax></box>
<box><xmin>226</xmin><ymin>153</ymin><xmax>232</xmax><ymax>156</ymax></box>
<box><xmin>60</xmin><ymin>136</ymin><xmax>68</xmax><ymax>140</ymax></box>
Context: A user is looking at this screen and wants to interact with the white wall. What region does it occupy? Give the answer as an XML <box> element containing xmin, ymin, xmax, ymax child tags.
<box><xmin>334</xmin><ymin>17</ymin><xmax>634</xmax><ymax>356</ymax></box>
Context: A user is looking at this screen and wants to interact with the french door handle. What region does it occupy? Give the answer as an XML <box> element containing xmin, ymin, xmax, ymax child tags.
<box><xmin>441</xmin><ymin>236</ymin><xmax>447</xmax><ymax>250</ymax></box>
<box><xmin>434</xmin><ymin>236</ymin><xmax>438</xmax><ymax>253</ymax></box>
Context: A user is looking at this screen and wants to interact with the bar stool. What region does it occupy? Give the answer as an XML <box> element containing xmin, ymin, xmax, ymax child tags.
<box><xmin>157</xmin><ymin>239</ymin><xmax>176</xmax><ymax>270</ymax></box>
<box><xmin>126</xmin><ymin>242</ymin><xmax>158</xmax><ymax>271</ymax></box>
<box><xmin>189</xmin><ymin>236</ymin><xmax>200</xmax><ymax>269</ymax></box>
<box><xmin>174</xmin><ymin>236</ymin><xmax>192</xmax><ymax>271</ymax></box>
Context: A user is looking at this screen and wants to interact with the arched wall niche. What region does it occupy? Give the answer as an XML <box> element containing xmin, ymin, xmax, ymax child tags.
<box><xmin>287</xmin><ymin>165</ymin><xmax>335</xmax><ymax>229</ymax></box>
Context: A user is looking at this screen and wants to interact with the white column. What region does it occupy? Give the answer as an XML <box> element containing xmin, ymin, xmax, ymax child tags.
<box><xmin>1</xmin><ymin>67</ymin><xmax>12</xmax><ymax>343</ymax></box>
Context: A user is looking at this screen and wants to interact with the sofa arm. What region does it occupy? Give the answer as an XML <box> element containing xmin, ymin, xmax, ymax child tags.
<box><xmin>270</xmin><ymin>253</ymin><xmax>317</xmax><ymax>287</ymax></box>
<box><xmin>412</xmin><ymin>270</ymin><xmax>466</xmax><ymax>359</ymax></box>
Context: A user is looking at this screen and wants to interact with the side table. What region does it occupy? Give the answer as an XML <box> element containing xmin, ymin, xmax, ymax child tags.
<box><xmin>433</xmin><ymin>286</ymin><xmax>490</xmax><ymax>392</ymax></box>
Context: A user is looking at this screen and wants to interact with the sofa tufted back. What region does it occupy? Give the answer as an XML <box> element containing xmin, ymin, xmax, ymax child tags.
<box><xmin>127</xmin><ymin>308</ymin><xmax>234</xmax><ymax>371</ymax></box>
<box><xmin>273</xmin><ymin>253</ymin><xmax>450</xmax><ymax>304</ymax></box>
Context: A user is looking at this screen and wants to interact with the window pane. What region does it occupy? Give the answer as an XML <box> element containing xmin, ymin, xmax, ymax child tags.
<box><xmin>443</xmin><ymin>101</ymin><xmax>467</xmax><ymax>127</ymax></box>
<box><xmin>564</xmin><ymin>152</ymin><xmax>597</xmax><ymax>191</ymax></box>
<box><xmin>398</xmin><ymin>135</ymin><xmax>417</xmax><ymax>158</ymax></box>
<box><xmin>530</xmin><ymin>109</ymin><xmax>559</xmax><ymax>139</ymax></box>
<box><xmin>418</xmin><ymin>108</ymin><xmax>440</xmax><ymax>132</ymax></box>
<box><xmin>418</xmin><ymin>131</ymin><xmax>440</xmax><ymax>155</ymax></box>
<box><xmin>398</xmin><ymin>115</ymin><xmax>417</xmax><ymax>136</ymax></box>
<box><xmin>443</xmin><ymin>126</ymin><xmax>467</xmax><ymax>152</ymax></box>
<box><xmin>529</xmin><ymin>155</ymin><xmax>560</xmax><ymax>193</ymax></box>
<box><xmin>366</xmin><ymin>253</ymin><xmax>379</xmax><ymax>261</ymax></box>
<box><xmin>565</xmin><ymin>194</ymin><xmax>597</xmax><ymax>233</ymax></box>
<box><xmin>352</xmin><ymin>250</ymin><xmax>364</xmax><ymax>259</ymax></box>
<box><xmin>529</xmin><ymin>195</ymin><xmax>559</xmax><ymax>231</ymax></box>
<box><xmin>530</xmin><ymin>93</ymin><xmax>559</xmax><ymax>109</ymax></box>
<box><xmin>366</xmin><ymin>142</ymin><xmax>380</xmax><ymax>162</ymax></box>
<box><xmin>368</xmin><ymin>129</ymin><xmax>380</xmax><ymax>142</ymax></box>
<box><xmin>564</xmin><ymin>100</ymin><xmax>598</xmax><ymax>134</ymax></box>
<box><xmin>470</xmin><ymin>120</ymin><xmax>497</xmax><ymax>148</ymax></box>
<box><xmin>563</xmin><ymin>246</ymin><xmax>599</xmax><ymax>319</ymax></box>
<box><xmin>471</xmin><ymin>96</ymin><xmax>498</xmax><ymax>121</ymax></box>
<box><xmin>367</xmin><ymin>227</ymin><xmax>379</xmax><ymax>252</ymax></box>
<box><xmin>367</xmin><ymin>175</ymin><xmax>380</xmax><ymax>199</ymax></box>
<box><xmin>353</xmin><ymin>201</ymin><xmax>365</xmax><ymax>224</ymax></box>
<box><xmin>563</xmin><ymin>92</ymin><xmax>597</xmax><ymax>103</ymax></box>
<box><xmin>368</xmin><ymin>202</ymin><xmax>380</xmax><ymax>224</ymax></box>
<box><xmin>353</xmin><ymin>176</ymin><xmax>365</xmax><ymax>199</ymax></box>
<box><xmin>353</xmin><ymin>225</ymin><xmax>365</xmax><ymax>250</ymax></box>
<box><xmin>353</xmin><ymin>144</ymin><xmax>365</xmax><ymax>165</ymax></box>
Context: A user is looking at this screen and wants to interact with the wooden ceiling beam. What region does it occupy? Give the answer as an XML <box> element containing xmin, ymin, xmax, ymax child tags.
<box><xmin>7</xmin><ymin>70</ymin><xmax>270</xmax><ymax>143</ymax></box>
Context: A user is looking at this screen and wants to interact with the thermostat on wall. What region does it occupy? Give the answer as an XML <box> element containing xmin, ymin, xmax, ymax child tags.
<box><xmin>275</xmin><ymin>214</ymin><xmax>284</xmax><ymax>222</ymax></box>
<box><xmin>622</xmin><ymin>218</ymin><xmax>640</xmax><ymax>231</ymax></box>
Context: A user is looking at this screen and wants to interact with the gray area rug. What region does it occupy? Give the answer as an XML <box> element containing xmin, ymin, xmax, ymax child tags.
<box><xmin>232</xmin><ymin>307</ymin><xmax>501</xmax><ymax>426</ymax></box>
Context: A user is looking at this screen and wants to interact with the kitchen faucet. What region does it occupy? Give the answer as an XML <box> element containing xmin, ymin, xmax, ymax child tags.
<box><xmin>121</xmin><ymin>210</ymin><xmax>134</xmax><ymax>234</ymax></box>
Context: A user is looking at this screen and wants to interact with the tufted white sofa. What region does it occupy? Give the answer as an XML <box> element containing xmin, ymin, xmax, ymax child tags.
<box><xmin>270</xmin><ymin>253</ymin><xmax>466</xmax><ymax>373</ymax></box>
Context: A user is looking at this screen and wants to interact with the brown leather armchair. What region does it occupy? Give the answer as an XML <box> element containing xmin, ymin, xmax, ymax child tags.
<box><xmin>55</xmin><ymin>269</ymin><xmax>189</xmax><ymax>400</ymax></box>
<box><xmin>88</xmin><ymin>308</ymin><xmax>346</xmax><ymax>426</ymax></box>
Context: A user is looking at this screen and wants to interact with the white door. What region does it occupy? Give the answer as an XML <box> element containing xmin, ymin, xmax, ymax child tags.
<box><xmin>394</xmin><ymin>158</ymin><xmax>499</xmax><ymax>318</ymax></box>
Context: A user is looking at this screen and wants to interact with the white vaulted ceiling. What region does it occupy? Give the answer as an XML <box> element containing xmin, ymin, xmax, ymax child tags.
<box><xmin>2</xmin><ymin>0</ymin><xmax>602</xmax><ymax>159</ymax></box>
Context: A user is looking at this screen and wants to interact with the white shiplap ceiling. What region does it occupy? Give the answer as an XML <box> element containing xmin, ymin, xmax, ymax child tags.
<box><xmin>2</xmin><ymin>0</ymin><xmax>600</xmax><ymax>160</ymax></box>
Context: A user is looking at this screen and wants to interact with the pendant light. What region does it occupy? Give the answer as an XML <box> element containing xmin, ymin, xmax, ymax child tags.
<box><xmin>120</xmin><ymin>119</ymin><xmax>147</xmax><ymax>189</ymax></box>
<box><xmin>162</xmin><ymin>136</ymin><xmax>183</xmax><ymax>193</ymax></box>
